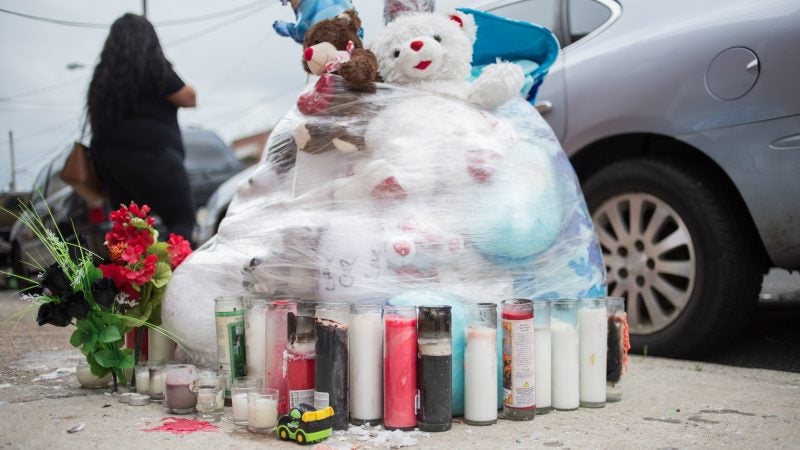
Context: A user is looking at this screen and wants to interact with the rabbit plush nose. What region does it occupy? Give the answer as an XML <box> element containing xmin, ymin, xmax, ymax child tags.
<box><xmin>410</xmin><ymin>40</ymin><xmax>424</xmax><ymax>51</ymax></box>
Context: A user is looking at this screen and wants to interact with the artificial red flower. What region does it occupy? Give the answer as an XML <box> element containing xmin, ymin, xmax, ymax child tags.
<box><xmin>167</xmin><ymin>234</ymin><xmax>192</xmax><ymax>269</ymax></box>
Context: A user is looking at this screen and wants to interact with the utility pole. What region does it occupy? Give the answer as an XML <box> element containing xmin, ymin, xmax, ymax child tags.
<box><xmin>8</xmin><ymin>130</ymin><xmax>16</xmax><ymax>192</ymax></box>
<box><xmin>142</xmin><ymin>0</ymin><xmax>148</xmax><ymax>18</ymax></box>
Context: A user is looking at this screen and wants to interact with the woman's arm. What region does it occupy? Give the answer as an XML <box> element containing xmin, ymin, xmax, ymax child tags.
<box><xmin>167</xmin><ymin>84</ymin><xmax>197</xmax><ymax>108</ymax></box>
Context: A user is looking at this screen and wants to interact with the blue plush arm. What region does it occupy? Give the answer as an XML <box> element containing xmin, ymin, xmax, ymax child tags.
<box><xmin>273</xmin><ymin>20</ymin><xmax>301</xmax><ymax>42</ymax></box>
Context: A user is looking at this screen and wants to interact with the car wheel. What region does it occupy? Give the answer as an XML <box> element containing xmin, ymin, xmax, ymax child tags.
<box><xmin>295</xmin><ymin>430</ymin><xmax>306</xmax><ymax>444</ymax></box>
<box><xmin>583</xmin><ymin>157</ymin><xmax>764</xmax><ymax>357</ymax></box>
<box><xmin>278</xmin><ymin>427</ymin><xmax>288</xmax><ymax>440</ymax></box>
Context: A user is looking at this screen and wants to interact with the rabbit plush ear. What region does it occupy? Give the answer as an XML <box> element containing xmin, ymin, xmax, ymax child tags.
<box><xmin>446</xmin><ymin>10</ymin><xmax>477</xmax><ymax>43</ymax></box>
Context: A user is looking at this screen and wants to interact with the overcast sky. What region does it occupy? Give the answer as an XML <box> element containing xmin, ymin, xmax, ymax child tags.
<box><xmin>0</xmin><ymin>0</ymin><xmax>476</xmax><ymax>192</ymax></box>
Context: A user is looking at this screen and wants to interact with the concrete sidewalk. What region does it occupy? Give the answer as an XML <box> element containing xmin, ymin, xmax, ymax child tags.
<box><xmin>1</xmin><ymin>296</ymin><xmax>799</xmax><ymax>449</ymax></box>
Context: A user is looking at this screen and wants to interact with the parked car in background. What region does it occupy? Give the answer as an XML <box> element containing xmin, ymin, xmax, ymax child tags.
<box><xmin>193</xmin><ymin>164</ymin><xmax>257</xmax><ymax>246</ymax></box>
<box><xmin>489</xmin><ymin>0</ymin><xmax>800</xmax><ymax>356</ymax></box>
<box><xmin>9</xmin><ymin>127</ymin><xmax>242</xmax><ymax>279</ymax></box>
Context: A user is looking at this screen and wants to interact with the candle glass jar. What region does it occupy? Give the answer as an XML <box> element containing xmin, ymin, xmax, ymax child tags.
<box><xmin>606</xmin><ymin>297</ymin><xmax>627</xmax><ymax>402</ymax></box>
<box><xmin>533</xmin><ymin>300</ymin><xmax>552</xmax><ymax>415</ymax></box>
<box><xmin>267</xmin><ymin>298</ymin><xmax>298</xmax><ymax>414</ymax></box>
<box><xmin>579</xmin><ymin>298</ymin><xmax>608</xmax><ymax>408</ymax></box>
<box><xmin>148</xmin><ymin>365</ymin><xmax>166</xmax><ymax>401</ymax></box>
<box><xmin>247</xmin><ymin>388</ymin><xmax>279</xmax><ymax>433</ymax></box>
<box><xmin>232</xmin><ymin>385</ymin><xmax>259</xmax><ymax>426</ymax></box>
<box><xmin>349</xmin><ymin>303</ymin><xmax>383</xmax><ymax>426</ymax></box>
<box><xmin>215</xmin><ymin>296</ymin><xmax>246</xmax><ymax>401</ymax></box>
<box><xmin>244</xmin><ymin>297</ymin><xmax>268</xmax><ymax>385</ymax></box>
<box><xmin>195</xmin><ymin>370</ymin><xmax>226</xmax><ymax>421</ymax></box>
<box><xmin>75</xmin><ymin>361</ymin><xmax>111</xmax><ymax>389</ymax></box>
<box><xmin>314</xmin><ymin>302</ymin><xmax>349</xmax><ymax>431</ymax></box>
<box><xmin>163</xmin><ymin>364</ymin><xmax>198</xmax><ymax>414</ymax></box>
<box><xmin>501</xmin><ymin>299</ymin><xmax>535</xmax><ymax>421</ymax></box>
<box><xmin>551</xmin><ymin>299</ymin><xmax>579</xmax><ymax>411</ymax></box>
<box><xmin>135</xmin><ymin>363</ymin><xmax>150</xmax><ymax>395</ymax></box>
<box><xmin>287</xmin><ymin>301</ymin><xmax>316</xmax><ymax>410</ymax></box>
<box><xmin>417</xmin><ymin>305</ymin><xmax>452</xmax><ymax>432</ymax></box>
<box><xmin>383</xmin><ymin>305</ymin><xmax>417</xmax><ymax>431</ymax></box>
<box><xmin>464</xmin><ymin>303</ymin><xmax>498</xmax><ymax>426</ymax></box>
<box><xmin>147</xmin><ymin>328</ymin><xmax>175</xmax><ymax>364</ymax></box>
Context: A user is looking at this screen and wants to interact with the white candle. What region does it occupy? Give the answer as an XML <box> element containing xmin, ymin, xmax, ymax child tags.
<box><xmin>75</xmin><ymin>364</ymin><xmax>111</xmax><ymax>388</ymax></box>
<box><xmin>148</xmin><ymin>328</ymin><xmax>175</xmax><ymax>364</ymax></box>
<box><xmin>349</xmin><ymin>308</ymin><xmax>383</xmax><ymax>423</ymax></box>
<box><xmin>551</xmin><ymin>318</ymin><xmax>579</xmax><ymax>410</ymax></box>
<box><xmin>233</xmin><ymin>392</ymin><xmax>249</xmax><ymax>422</ymax></box>
<box><xmin>245</xmin><ymin>300</ymin><xmax>267</xmax><ymax>381</ymax></box>
<box><xmin>196</xmin><ymin>390</ymin><xmax>218</xmax><ymax>413</ymax></box>
<box><xmin>534</xmin><ymin>327</ymin><xmax>551</xmax><ymax>410</ymax></box>
<box><xmin>135</xmin><ymin>368</ymin><xmax>150</xmax><ymax>394</ymax></box>
<box><xmin>248</xmin><ymin>397</ymin><xmax>278</xmax><ymax>429</ymax></box>
<box><xmin>579</xmin><ymin>306</ymin><xmax>608</xmax><ymax>406</ymax></box>
<box><xmin>464</xmin><ymin>325</ymin><xmax>498</xmax><ymax>424</ymax></box>
<box><xmin>149</xmin><ymin>371</ymin><xmax>165</xmax><ymax>399</ymax></box>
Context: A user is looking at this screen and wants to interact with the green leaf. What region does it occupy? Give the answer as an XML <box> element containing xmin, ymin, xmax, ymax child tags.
<box><xmin>75</xmin><ymin>319</ymin><xmax>96</xmax><ymax>333</ymax></box>
<box><xmin>150</xmin><ymin>262</ymin><xmax>172</xmax><ymax>288</ymax></box>
<box><xmin>98</xmin><ymin>325</ymin><xmax>122</xmax><ymax>343</ymax></box>
<box><xmin>119</xmin><ymin>351</ymin><xmax>135</xmax><ymax>369</ymax></box>
<box><xmin>87</xmin><ymin>354</ymin><xmax>111</xmax><ymax>378</ymax></box>
<box><xmin>70</xmin><ymin>329</ymin><xmax>84</xmax><ymax>347</ymax></box>
<box><xmin>93</xmin><ymin>349</ymin><xmax>119</xmax><ymax>368</ymax></box>
<box><xmin>88</xmin><ymin>267</ymin><xmax>104</xmax><ymax>283</ymax></box>
<box><xmin>148</xmin><ymin>242</ymin><xmax>170</xmax><ymax>262</ymax></box>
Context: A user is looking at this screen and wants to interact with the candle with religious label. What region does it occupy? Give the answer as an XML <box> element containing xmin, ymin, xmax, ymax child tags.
<box><xmin>579</xmin><ymin>298</ymin><xmax>608</xmax><ymax>407</ymax></box>
<box><xmin>501</xmin><ymin>299</ymin><xmax>535</xmax><ymax>421</ymax></box>
<box><xmin>606</xmin><ymin>297</ymin><xmax>629</xmax><ymax>402</ymax></box>
<box><xmin>383</xmin><ymin>305</ymin><xmax>417</xmax><ymax>430</ymax></box>
<box><xmin>286</xmin><ymin>301</ymin><xmax>315</xmax><ymax>410</ymax></box>
<box><xmin>349</xmin><ymin>303</ymin><xmax>383</xmax><ymax>425</ymax></box>
<box><xmin>551</xmin><ymin>299</ymin><xmax>579</xmax><ymax>410</ymax></box>
<box><xmin>533</xmin><ymin>300</ymin><xmax>552</xmax><ymax>414</ymax></box>
<box><xmin>464</xmin><ymin>303</ymin><xmax>497</xmax><ymax>425</ymax></box>
<box><xmin>215</xmin><ymin>296</ymin><xmax>246</xmax><ymax>400</ymax></box>
<box><xmin>417</xmin><ymin>305</ymin><xmax>452</xmax><ymax>432</ymax></box>
<box><xmin>314</xmin><ymin>302</ymin><xmax>349</xmax><ymax>430</ymax></box>
<box><xmin>266</xmin><ymin>298</ymin><xmax>297</xmax><ymax>414</ymax></box>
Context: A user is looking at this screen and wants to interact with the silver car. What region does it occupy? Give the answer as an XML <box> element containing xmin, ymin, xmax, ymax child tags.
<box><xmin>484</xmin><ymin>0</ymin><xmax>800</xmax><ymax>356</ymax></box>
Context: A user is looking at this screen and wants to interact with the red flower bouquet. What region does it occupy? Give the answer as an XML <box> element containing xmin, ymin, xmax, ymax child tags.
<box><xmin>99</xmin><ymin>203</ymin><xmax>192</xmax><ymax>325</ymax></box>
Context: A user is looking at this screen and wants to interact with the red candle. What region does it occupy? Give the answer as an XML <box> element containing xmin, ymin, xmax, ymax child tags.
<box><xmin>286</xmin><ymin>346</ymin><xmax>315</xmax><ymax>409</ymax></box>
<box><xmin>383</xmin><ymin>307</ymin><xmax>417</xmax><ymax>430</ymax></box>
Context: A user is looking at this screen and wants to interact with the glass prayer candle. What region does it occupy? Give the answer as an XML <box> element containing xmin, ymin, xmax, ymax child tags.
<box><xmin>464</xmin><ymin>303</ymin><xmax>498</xmax><ymax>426</ymax></box>
<box><xmin>148</xmin><ymin>364</ymin><xmax>166</xmax><ymax>401</ymax></box>
<box><xmin>195</xmin><ymin>370</ymin><xmax>226</xmax><ymax>421</ymax></box>
<box><xmin>501</xmin><ymin>299</ymin><xmax>535</xmax><ymax>421</ymax></box>
<box><xmin>135</xmin><ymin>362</ymin><xmax>150</xmax><ymax>395</ymax></box>
<box><xmin>606</xmin><ymin>297</ymin><xmax>628</xmax><ymax>402</ymax></box>
<box><xmin>266</xmin><ymin>298</ymin><xmax>297</xmax><ymax>414</ymax></box>
<box><xmin>244</xmin><ymin>297</ymin><xmax>268</xmax><ymax>386</ymax></box>
<box><xmin>163</xmin><ymin>364</ymin><xmax>198</xmax><ymax>414</ymax></box>
<box><xmin>417</xmin><ymin>305</ymin><xmax>452</xmax><ymax>432</ymax></box>
<box><xmin>314</xmin><ymin>302</ymin><xmax>350</xmax><ymax>431</ymax></box>
<box><xmin>533</xmin><ymin>300</ymin><xmax>552</xmax><ymax>414</ymax></box>
<box><xmin>247</xmin><ymin>388</ymin><xmax>279</xmax><ymax>433</ymax></box>
<box><xmin>551</xmin><ymin>299</ymin><xmax>579</xmax><ymax>410</ymax></box>
<box><xmin>147</xmin><ymin>328</ymin><xmax>175</xmax><ymax>364</ymax></box>
<box><xmin>75</xmin><ymin>361</ymin><xmax>111</xmax><ymax>388</ymax></box>
<box><xmin>232</xmin><ymin>376</ymin><xmax>263</xmax><ymax>426</ymax></box>
<box><xmin>579</xmin><ymin>298</ymin><xmax>608</xmax><ymax>408</ymax></box>
<box><xmin>349</xmin><ymin>303</ymin><xmax>383</xmax><ymax>425</ymax></box>
<box><xmin>214</xmin><ymin>296</ymin><xmax>246</xmax><ymax>400</ymax></box>
<box><xmin>383</xmin><ymin>305</ymin><xmax>417</xmax><ymax>430</ymax></box>
<box><xmin>286</xmin><ymin>301</ymin><xmax>316</xmax><ymax>409</ymax></box>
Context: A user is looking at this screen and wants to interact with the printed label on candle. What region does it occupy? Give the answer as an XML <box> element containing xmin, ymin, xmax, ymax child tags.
<box><xmin>215</xmin><ymin>311</ymin><xmax>246</xmax><ymax>395</ymax></box>
<box><xmin>502</xmin><ymin>317</ymin><xmax>535</xmax><ymax>408</ymax></box>
<box><xmin>290</xmin><ymin>389</ymin><xmax>315</xmax><ymax>409</ymax></box>
<box><xmin>314</xmin><ymin>391</ymin><xmax>330</xmax><ymax>410</ymax></box>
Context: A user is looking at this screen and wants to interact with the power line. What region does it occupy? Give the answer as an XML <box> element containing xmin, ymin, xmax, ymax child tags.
<box><xmin>163</xmin><ymin>2</ymin><xmax>269</xmax><ymax>47</ymax></box>
<box><xmin>0</xmin><ymin>76</ymin><xmax>88</xmax><ymax>101</ymax></box>
<box><xmin>0</xmin><ymin>2</ymin><xmax>269</xmax><ymax>29</ymax></box>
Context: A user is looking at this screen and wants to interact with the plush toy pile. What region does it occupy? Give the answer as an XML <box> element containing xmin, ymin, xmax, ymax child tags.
<box><xmin>163</xmin><ymin>10</ymin><xmax>605</xmax><ymax>392</ymax></box>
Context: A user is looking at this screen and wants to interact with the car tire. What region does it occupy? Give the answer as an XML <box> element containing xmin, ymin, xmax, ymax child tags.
<box><xmin>583</xmin><ymin>157</ymin><xmax>764</xmax><ymax>357</ymax></box>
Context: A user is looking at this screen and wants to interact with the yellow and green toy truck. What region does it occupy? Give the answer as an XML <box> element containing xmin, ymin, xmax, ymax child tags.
<box><xmin>276</xmin><ymin>403</ymin><xmax>334</xmax><ymax>445</ymax></box>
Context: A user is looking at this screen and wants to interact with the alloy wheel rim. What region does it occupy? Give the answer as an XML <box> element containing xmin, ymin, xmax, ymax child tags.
<box><xmin>593</xmin><ymin>192</ymin><xmax>696</xmax><ymax>334</ymax></box>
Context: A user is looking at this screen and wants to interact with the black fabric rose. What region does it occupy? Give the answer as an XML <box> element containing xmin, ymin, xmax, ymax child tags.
<box><xmin>61</xmin><ymin>291</ymin><xmax>90</xmax><ymax>320</ymax></box>
<box><xmin>36</xmin><ymin>302</ymin><xmax>71</xmax><ymax>327</ymax></box>
<box><xmin>91</xmin><ymin>278</ymin><xmax>117</xmax><ymax>309</ymax></box>
<box><xmin>40</xmin><ymin>263</ymin><xmax>71</xmax><ymax>296</ymax></box>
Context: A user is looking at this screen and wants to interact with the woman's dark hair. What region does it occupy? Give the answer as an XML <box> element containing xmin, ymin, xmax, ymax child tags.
<box><xmin>87</xmin><ymin>13</ymin><xmax>170</xmax><ymax>138</ymax></box>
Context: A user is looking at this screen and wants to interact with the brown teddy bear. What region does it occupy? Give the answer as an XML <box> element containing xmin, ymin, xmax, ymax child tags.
<box><xmin>293</xmin><ymin>9</ymin><xmax>378</xmax><ymax>155</ymax></box>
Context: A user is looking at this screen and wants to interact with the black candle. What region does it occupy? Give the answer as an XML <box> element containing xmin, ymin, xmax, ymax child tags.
<box><xmin>314</xmin><ymin>304</ymin><xmax>349</xmax><ymax>430</ymax></box>
<box><xmin>416</xmin><ymin>306</ymin><xmax>452</xmax><ymax>432</ymax></box>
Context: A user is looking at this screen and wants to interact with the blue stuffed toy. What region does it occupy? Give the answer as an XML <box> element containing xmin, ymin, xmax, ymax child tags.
<box><xmin>273</xmin><ymin>0</ymin><xmax>362</xmax><ymax>44</ymax></box>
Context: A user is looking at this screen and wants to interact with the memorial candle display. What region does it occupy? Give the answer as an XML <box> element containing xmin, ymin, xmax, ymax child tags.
<box><xmin>244</xmin><ymin>298</ymin><xmax>267</xmax><ymax>386</ymax></box>
<box><xmin>383</xmin><ymin>305</ymin><xmax>417</xmax><ymax>430</ymax></box>
<box><xmin>579</xmin><ymin>298</ymin><xmax>608</xmax><ymax>407</ymax></box>
<box><xmin>551</xmin><ymin>299</ymin><xmax>579</xmax><ymax>410</ymax></box>
<box><xmin>287</xmin><ymin>302</ymin><xmax>316</xmax><ymax>409</ymax></box>
<box><xmin>215</xmin><ymin>296</ymin><xmax>246</xmax><ymax>399</ymax></box>
<box><xmin>417</xmin><ymin>306</ymin><xmax>452</xmax><ymax>432</ymax></box>
<box><xmin>163</xmin><ymin>364</ymin><xmax>198</xmax><ymax>414</ymax></box>
<box><xmin>349</xmin><ymin>303</ymin><xmax>383</xmax><ymax>425</ymax></box>
<box><xmin>464</xmin><ymin>303</ymin><xmax>498</xmax><ymax>425</ymax></box>
<box><xmin>501</xmin><ymin>299</ymin><xmax>535</xmax><ymax>421</ymax></box>
<box><xmin>135</xmin><ymin>363</ymin><xmax>150</xmax><ymax>395</ymax></box>
<box><xmin>266</xmin><ymin>298</ymin><xmax>297</xmax><ymax>414</ymax></box>
<box><xmin>314</xmin><ymin>303</ymin><xmax>349</xmax><ymax>430</ymax></box>
<box><xmin>606</xmin><ymin>297</ymin><xmax>629</xmax><ymax>402</ymax></box>
<box><xmin>533</xmin><ymin>300</ymin><xmax>552</xmax><ymax>414</ymax></box>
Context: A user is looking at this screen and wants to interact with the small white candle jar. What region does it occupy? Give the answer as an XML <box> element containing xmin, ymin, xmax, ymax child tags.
<box><xmin>135</xmin><ymin>363</ymin><xmax>150</xmax><ymax>395</ymax></box>
<box><xmin>247</xmin><ymin>388</ymin><xmax>279</xmax><ymax>433</ymax></box>
<box><xmin>194</xmin><ymin>370</ymin><xmax>226</xmax><ymax>422</ymax></box>
<box><xmin>231</xmin><ymin>384</ymin><xmax>258</xmax><ymax>426</ymax></box>
<box><xmin>148</xmin><ymin>365</ymin><xmax>166</xmax><ymax>401</ymax></box>
<box><xmin>75</xmin><ymin>361</ymin><xmax>111</xmax><ymax>389</ymax></box>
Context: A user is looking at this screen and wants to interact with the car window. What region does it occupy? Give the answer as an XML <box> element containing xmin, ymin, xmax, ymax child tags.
<box><xmin>567</xmin><ymin>0</ymin><xmax>612</xmax><ymax>42</ymax></box>
<box><xmin>489</xmin><ymin>0</ymin><xmax>559</xmax><ymax>31</ymax></box>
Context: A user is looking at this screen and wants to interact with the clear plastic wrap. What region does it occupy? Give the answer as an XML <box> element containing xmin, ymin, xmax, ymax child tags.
<box><xmin>163</xmin><ymin>75</ymin><xmax>606</xmax><ymax>389</ymax></box>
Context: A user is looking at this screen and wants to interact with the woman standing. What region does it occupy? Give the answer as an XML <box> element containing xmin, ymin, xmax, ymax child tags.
<box><xmin>88</xmin><ymin>13</ymin><xmax>197</xmax><ymax>241</ymax></box>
